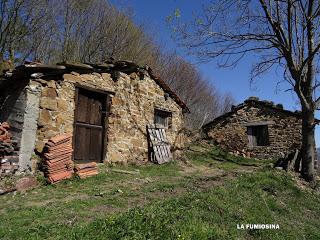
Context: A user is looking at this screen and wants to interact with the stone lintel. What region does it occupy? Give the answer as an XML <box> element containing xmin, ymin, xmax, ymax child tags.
<box><xmin>242</xmin><ymin>121</ymin><xmax>275</xmax><ymax>127</ymax></box>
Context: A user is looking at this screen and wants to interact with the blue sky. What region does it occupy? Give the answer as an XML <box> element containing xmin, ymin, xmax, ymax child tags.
<box><xmin>111</xmin><ymin>0</ymin><xmax>320</xmax><ymax>145</ymax></box>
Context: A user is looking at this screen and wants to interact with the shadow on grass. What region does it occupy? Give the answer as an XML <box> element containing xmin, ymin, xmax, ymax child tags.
<box><xmin>187</xmin><ymin>142</ymin><xmax>272</xmax><ymax>168</ymax></box>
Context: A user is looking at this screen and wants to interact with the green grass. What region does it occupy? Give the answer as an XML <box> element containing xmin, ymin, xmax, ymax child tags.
<box><xmin>67</xmin><ymin>171</ymin><xmax>320</xmax><ymax>240</ymax></box>
<box><xmin>186</xmin><ymin>143</ymin><xmax>273</xmax><ymax>170</ymax></box>
<box><xmin>0</xmin><ymin>142</ymin><xmax>319</xmax><ymax>239</ymax></box>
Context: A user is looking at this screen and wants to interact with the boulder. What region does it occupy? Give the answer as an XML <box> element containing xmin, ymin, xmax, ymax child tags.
<box><xmin>15</xmin><ymin>176</ymin><xmax>38</xmax><ymax>192</ymax></box>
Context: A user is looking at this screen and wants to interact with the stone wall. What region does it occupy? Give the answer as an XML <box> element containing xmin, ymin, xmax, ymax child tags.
<box><xmin>0</xmin><ymin>79</ymin><xmax>29</xmax><ymax>147</ymax></box>
<box><xmin>33</xmin><ymin>70</ymin><xmax>185</xmax><ymax>165</ymax></box>
<box><xmin>204</xmin><ymin>104</ymin><xmax>302</xmax><ymax>160</ymax></box>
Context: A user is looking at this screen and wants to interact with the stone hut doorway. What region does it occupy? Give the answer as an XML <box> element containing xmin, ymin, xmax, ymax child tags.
<box><xmin>73</xmin><ymin>87</ymin><xmax>110</xmax><ymax>163</ymax></box>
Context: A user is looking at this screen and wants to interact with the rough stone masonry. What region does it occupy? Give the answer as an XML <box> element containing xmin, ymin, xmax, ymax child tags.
<box><xmin>0</xmin><ymin>61</ymin><xmax>189</xmax><ymax>172</ymax></box>
<box><xmin>202</xmin><ymin>97</ymin><xmax>304</xmax><ymax>160</ymax></box>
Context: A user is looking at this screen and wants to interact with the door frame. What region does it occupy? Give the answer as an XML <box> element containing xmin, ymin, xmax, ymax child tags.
<box><xmin>73</xmin><ymin>85</ymin><xmax>112</xmax><ymax>163</ymax></box>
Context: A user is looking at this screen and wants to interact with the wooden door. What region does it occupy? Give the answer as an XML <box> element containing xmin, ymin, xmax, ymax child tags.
<box><xmin>74</xmin><ymin>88</ymin><xmax>108</xmax><ymax>163</ymax></box>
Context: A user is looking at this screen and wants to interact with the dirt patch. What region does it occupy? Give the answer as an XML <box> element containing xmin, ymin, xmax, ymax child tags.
<box><xmin>91</xmin><ymin>204</ymin><xmax>120</xmax><ymax>214</ymax></box>
<box><xmin>178</xmin><ymin>161</ymin><xmax>222</xmax><ymax>175</ymax></box>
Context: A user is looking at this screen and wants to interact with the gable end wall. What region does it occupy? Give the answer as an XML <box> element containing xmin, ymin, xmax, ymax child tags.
<box><xmin>33</xmin><ymin>71</ymin><xmax>185</xmax><ymax>164</ymax></box>
<box><xmin>205</xmin><ymin>105</ymin><xmax>302</xmax><ymax>159</ymax></box>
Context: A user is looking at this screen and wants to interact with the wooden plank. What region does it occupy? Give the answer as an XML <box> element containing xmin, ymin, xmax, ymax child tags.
<box><xmin>160</xmin><ymin>128</ymin><xmax>171</xmax><ymax>159</ymax></box>
<box><xmin>247</xmin><ymin>127</ymin><xmax>257</xmax><ymax>146</ymax></box>
<box><xmin>161</xmin><ymin>146</ymin><xmax>168</xmax><ymax>162</ymax></box>
<box><xmin>260</xmin><ymin>125</ymin><xmax>269</xmax><ymax>146</ymax></box>
<box><xmin>147</xmin><ymin>125</ymin><xmax>172</xmax><ymax>164</ymax></box>
<box><xmin>147</xmin><ymin>127</ymin><xmax>156</xmax><ymax>162</ymax></box>
<box><xmin>77</xmin><ymin>92</ymin><xmax>88</xmax><ymax>123</ymax></box>
<box><xmin>148</xmin><ymin>128</ymin><xmax>155</xmax><ymax>143</ymax></box>
<box><xmin>155</xmin><ymin>128</ymin><xmax>162</xmax><ymax>144</ymax></box>
<box><xmin>288</xmin><ymin>149</ymin><xmax>299</xmax><ymax>171</ymax></box>
<box><xmin>247</xmin><ymin>127</ymin><xmax>252</xmax><ymax>146</ymax></box>
<box><xmin>102</xmin><ymin>94</ymin><xmax>110</xmax><ymax>159</ymax></box>
<box><xmin>155</xmin><ymin>145</ymin><xmax>162</xmax><ymax>163</ymax></box>
<box><xmin>148</xmin><ymin>127</ymin><xmax>158</xmax><ymax>163</ymax></box>
<box><xmin>86</xmin><ymin>94</ymin><xmax>92</xmax><ymax>124</ymax></box>
<box><xmin>158</xmin><ymin>128</ymin><xmax>170</xmax><ymax>160</ymax></box>
<box><xmin>154</xmin><ymin>145</ymin><xmax>162</xmax><ymax>163</ymax></box>
<box><xmin>89</xmin><ymin>128</ymin><xmax>102</xmax><ymax>161</ymax></box>
<box><xmin>159</xmin><ymin>144</ymin><xmax>168</xmax><ymax>161</ymax></box>
<box><xmin>157</xmin><ymin>144</ymin><xmax>164</xmax><ymax>163</ymax></box>
<box><xmin>72</xmin><ymin>87</ymin><xmax>79</xmax><ymax>162</ymax></box>
<box><xmin>89</xmin><ymin>97</ymin><xmax>102</xmax><ymax>125</ymax></box>
<box><xmin>74</xmin><ymin>125</ymin><xmax>88</xmax><ymax>160</ymax></box>
<box><xmin>89</xmin><ymin>97</ymin><xmax>96</xmax><ymax>125</ymax></box>
<box><xmin>160</xmin><ymin>146</ymin><xmax>168</xmax><ymax>162</ymax></box>
<box><xmin>76</xmin><ymin>122</ymin><xmax>103</xmax><ymax>129</ymax></box>
<box><xmin>154</xmin><ymin>129</ymin><xmax>163</xmax><ymax>163</ymax></box>
<box><xmin>159</xmin><ymin>146</ymin><xmax>167</xmax><ymax>164</ymax></box>
<box><xmin>160</xmin><ymin>128</ymin><xmax>169</xmax><ymax>161</ymax></box>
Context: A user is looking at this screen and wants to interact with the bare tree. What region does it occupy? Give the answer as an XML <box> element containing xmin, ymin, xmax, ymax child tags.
<box><xmin>0</xmin><ymin>0</ymin><xmax>23</xmax><ymax>62</ymax></box>
<box><xmin>221</xmin><ymin>93</ymin><xmax>234</xmax><ymax>114</ymax></box>
<box><xmin>150</xmin><ymin>52</ymin><xmax>235</xmax><ymax>129</ymax></box>
<box><xmin>169</xmin><ymin>0</ymin><xmax>320</xmax><ymax>181</ymax></box>
<box><xmin>0</xmin><ymin>0</ymin><xmax>157</xmax><ymax>65</ymax></box>
<box><xmin>0</xmin><ymin>0</ymin><xmax>51</xmax><ymax>63</ymax></box>
<box><xmin>0</xmin><ymin>0</ymin><xmax>235</xmax><ymax>137</ymax></box>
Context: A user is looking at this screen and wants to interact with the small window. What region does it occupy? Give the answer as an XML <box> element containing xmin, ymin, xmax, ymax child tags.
<box><xmin>154</xmin><ymin>109</ymin><xmax>172</xmax><ymax>129</ymax></box>
<box><xmin>247</xmin><ymin>125</ymin><xmax>269</xmax><ymax>146</ymax></box>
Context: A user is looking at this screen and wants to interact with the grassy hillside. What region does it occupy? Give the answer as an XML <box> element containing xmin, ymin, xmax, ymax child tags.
<box><xmin>0</xmin><ymin>142</ymin><xmax>319</xmax><ymax>239</ymax></box>
<box><xmin>65</xmin><ymin>171</ymin><xmax>320</xmax><ymax>240</ymax></box>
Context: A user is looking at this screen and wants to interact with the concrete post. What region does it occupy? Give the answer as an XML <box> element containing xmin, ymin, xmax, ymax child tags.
<box><xmin>18</xmin><ymin>83</ymin><xmax>41</xmax><ymax>173</ymax></box>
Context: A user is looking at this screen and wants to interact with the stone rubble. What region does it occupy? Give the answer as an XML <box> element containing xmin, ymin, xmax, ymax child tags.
<box><xmin>0</xmin><ymin>122</ymin><xmax>19</xmax><ymax>174</ymax></box>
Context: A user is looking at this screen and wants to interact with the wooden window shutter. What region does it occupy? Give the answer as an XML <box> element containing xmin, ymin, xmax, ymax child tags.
<box><xmin>247</xmin><ymin>125</ymin><xmax>269</xmax><ymax>146</ymax></box>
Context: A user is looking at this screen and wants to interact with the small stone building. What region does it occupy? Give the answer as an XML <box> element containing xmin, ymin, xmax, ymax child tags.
<box><xmin>0</xmin><ymin>61</ymin><xmax>189</xmax><ymax>172</ymax></box>
<box><xmin>202</xmin><ymin>97</ymin><xmax>304</xmax><ymax>160</ymax></box>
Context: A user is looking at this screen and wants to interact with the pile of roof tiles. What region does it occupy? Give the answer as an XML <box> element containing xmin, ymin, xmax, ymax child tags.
<box><xmin>0</xmin><ymin>122</ymin><xmax>19</xmax><ymax>174</ymax></box>
<box><xmin>42</xmin><ymin>134</ymin><xmax>74</xmax><ymax>183</ymax></box>
<box><xmin>74</xmin><ymin>162</ymin><xmax>98</xmax><ymax>179</ymax></box>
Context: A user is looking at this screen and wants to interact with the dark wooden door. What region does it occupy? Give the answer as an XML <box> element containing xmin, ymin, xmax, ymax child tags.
<box><xmin>74</xmin><ymin>88</ymin><xmax>108</xmax><ymax>163</ymax></box>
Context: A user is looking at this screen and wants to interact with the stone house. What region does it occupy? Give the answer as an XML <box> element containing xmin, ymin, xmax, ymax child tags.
<box><xmin>202</xmin><ymin>97</ymin><xmax>305</xmax><ymax>160</ymax></box>
<box><xmin>0</xmin><ymin>61</ymin><xmax>189</xmax><ymax>172</ymax></box>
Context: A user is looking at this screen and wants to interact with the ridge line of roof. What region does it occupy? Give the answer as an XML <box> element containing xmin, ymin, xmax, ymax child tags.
<box><xmin>202</xmin><ymin>97</ymin><xmax>307</xmax><ymax>129</ymax></box>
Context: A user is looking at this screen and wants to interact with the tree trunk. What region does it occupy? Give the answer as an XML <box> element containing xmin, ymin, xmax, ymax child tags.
<box><xmin>300</xmin><ymin>108</ymin><xmax>315</xmax><ymax>181</ymax></box>
<box><xmin>9</xmin><ymin>46</ymin><xmax>14</xmax><ymax>63</ymax></box>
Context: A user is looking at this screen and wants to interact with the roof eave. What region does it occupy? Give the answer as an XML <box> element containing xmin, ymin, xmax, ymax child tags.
<box><xmin>4</xmin><ymin>61</ymin><xmax>189</xmax><ymax>111</ymax></box>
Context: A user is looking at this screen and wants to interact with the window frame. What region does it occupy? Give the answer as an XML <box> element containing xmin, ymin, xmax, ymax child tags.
<box><xmin>154</xmin><ymin>109</ymin><xmax>172</xmax><ymax>129</ymax></box>
<box><xmin>247</xmin><ymin>125</ymin><xmax>269</xmax><ymax>147</ymax></box>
